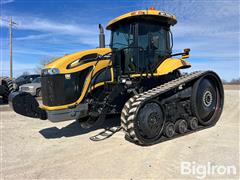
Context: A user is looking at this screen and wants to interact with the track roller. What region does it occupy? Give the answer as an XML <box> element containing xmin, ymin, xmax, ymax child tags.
<box><xmin>175</xmin><ymin>119</ymin><xmax>188</xmax><ymax>134</ymax></box>
<box><xmin>188</xmin><ymin>117</ymin><xmax>198</xmax><ymax>130</ymax></box>
<box><xmin>163</xmin><ymin>122</ymin><xmax>175</xmax><ymax>138</ymax></box>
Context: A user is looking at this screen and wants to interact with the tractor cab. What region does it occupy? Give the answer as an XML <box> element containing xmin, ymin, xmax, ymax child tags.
<box><xmin>106</xmin><ymin>8</ymin><xmax>177</xmax><ymax>77</ymax></box>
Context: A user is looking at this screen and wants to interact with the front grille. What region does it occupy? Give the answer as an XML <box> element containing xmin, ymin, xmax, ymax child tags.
<box><xmin>41</xmin><ymin>68</ymin><xmax>91</xmax><ymax>106</ymax></box>
<box><xmin>20</xmin><ymin>87</ymin><xmax>30</xmax><ymax>91</ymax></box>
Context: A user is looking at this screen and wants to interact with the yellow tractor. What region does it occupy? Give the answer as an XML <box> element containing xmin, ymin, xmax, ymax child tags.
<box><xmin>9</xmin><ymin>8</ymin><xmax>224</xmax><ymax>145</ymax></box>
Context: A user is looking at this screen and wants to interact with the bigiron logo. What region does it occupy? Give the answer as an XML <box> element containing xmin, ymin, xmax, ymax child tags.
<box><xmin>180</xmin><ymin>161</ymin><xmax>237</xmax><ymax>179</ymax></box>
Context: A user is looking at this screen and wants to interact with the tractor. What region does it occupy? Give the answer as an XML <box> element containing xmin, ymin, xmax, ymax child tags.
<box><xmin>9</xmin><ymin>8</ymin><xmax>224</xmax><ymax>145</ymax></box>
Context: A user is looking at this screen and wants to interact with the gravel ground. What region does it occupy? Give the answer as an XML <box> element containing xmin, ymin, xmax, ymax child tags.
<box><xmin>0</xmin><ymin>90</ymin><xmax>239</xmax><ymax>179</ymax></box>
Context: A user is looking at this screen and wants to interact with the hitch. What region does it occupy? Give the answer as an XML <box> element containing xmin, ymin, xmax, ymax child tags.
<box><xmin>8</xmin><ymin>92</ymin><xmax>47</xmax><ymax>120</ymax></box>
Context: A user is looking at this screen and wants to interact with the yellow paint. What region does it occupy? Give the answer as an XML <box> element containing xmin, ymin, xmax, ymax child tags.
<box><xmin>182</xmin><ymin>54</ymin><xmax>189</xmax><ymax>59</ymax></box>
<box><xmin>130</xmin><ymin>73</ymin><xmax>157</xmax><ymax>78</ymax></box>
<box><xmin>130</xmin><ymin>58</ymin><xmax>190</xmax><ymax>77</ymax></box>
<box><xmin>45</xmin><ymin>48</ymin><xmax>112</xmax><ymax>74</ymax></box>
<box><xmin>107</xmin><ymin>9</ymin><xmax>177</xmax><ymax>30</ymax></box>
<box><xmin>156</xmin><ymin>58</ymin><xmax>191</xmax><ymax>75</ymax></box>
<box><xmin>90</xmin><ymin>67</ymin><xmax>114</xmax><ymax>90</ymax></box>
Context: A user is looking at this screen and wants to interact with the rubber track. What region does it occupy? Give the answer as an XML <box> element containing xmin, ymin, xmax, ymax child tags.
<box><xmin>121</xmin><ymin>71</ymin><xmax>207</xmax><ymax>145</ymax></box>
<box><xmin>1</xmin><ymin>77</ymin><xmax>14</xmax><ymax>93</ymax></box>
<box><xmin>0</xmin><ymin>77</ymin><xmax>14</xmax><ymax>102</ymax></box>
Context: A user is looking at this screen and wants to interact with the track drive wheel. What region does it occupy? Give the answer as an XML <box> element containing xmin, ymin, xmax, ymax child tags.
<box><xmin>121</xmin><ymin>99</ymin><xmax>165</xmax><ymax>145</ymax></box>
<box><xmin>191</xmin><ymin>73</ymin><xmax>224</xmax><ymax>126</ymax></box>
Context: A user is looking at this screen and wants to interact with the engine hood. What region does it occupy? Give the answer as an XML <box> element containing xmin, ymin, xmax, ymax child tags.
<box><xmin>44</xmin><ymin>48</ymin><xmax>112</xmax><ymax>74</ymax></box>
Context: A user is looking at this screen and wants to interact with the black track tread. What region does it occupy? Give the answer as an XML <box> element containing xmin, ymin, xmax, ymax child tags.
<box><xmin>121</xmin><ymin>71</ymin><xmax>208</xmax><ymax>145</ymax></box>
<box><xmin>1</xmin><ymin>77</ymin><xmax>14</xmax><ymax>92</ymax></box>
<box><xmin>0</xmin><ymin>77</ymin><xmax>14</xmax><ymax>102</ymax></box>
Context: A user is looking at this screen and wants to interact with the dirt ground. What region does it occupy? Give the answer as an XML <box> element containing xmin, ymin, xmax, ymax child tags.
<box><xmin>0</xmin><ymin>90</ymin><xmax>239</xmax><ymax>179</ymax></box>
<box><xmin>224</xmin><ymin>84</ymin><xmax>240</xmax><ymax>90</ymax></box>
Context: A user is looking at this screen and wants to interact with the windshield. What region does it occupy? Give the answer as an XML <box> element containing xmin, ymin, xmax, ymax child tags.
<box><xmin>16</xmin><ymin>75</ymin><xmax>27</xmax><ymax>81</ymax></box>
<box><xmin>32</xmin><ymin>77</ymin><xmax>41</xmax><ymax>83</ymax></box>
<box><xmin>138</xmin><ymin>22</ymin><xmax>171</xmax><ymax>54</ymax></box>
<box><xmin>110</xmin><ymin>24</ymin><xmax>133</xmax><ymax>49</ymax></box>
<box><xmin>110</xmin><ymin>21</ymin><xmax>172</xmax><ymax>74</ymax></box>
<box><xmin>111</xmin><ymin>22</ymin><xmax>171</xmax><ymax>53</ymax></box>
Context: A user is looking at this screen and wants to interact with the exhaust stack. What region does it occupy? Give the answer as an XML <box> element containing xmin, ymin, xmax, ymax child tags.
<box><xmin>99</xmin><ymin>24</ymin><xmax>105</xmax><ymax>48</ymax></box>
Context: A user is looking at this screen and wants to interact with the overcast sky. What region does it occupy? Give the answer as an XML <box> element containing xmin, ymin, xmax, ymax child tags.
<box><xmin>0</xmin><ymin>0</ymin><xmax>239</xmax><ymax>81</ymax></box>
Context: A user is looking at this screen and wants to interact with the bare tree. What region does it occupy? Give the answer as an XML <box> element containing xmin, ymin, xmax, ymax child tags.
<box><xmin>35</xmin><ymin>56</ymin><xmax>59</xmax><ymax>74</ymax></box>
<box><xmin>22</xmin><ymin>71</ymin><xmax>29</xmax><ymax>75</ymax></box>
<box><xmin>230</xmin><ymin>78</ymin><xmax>240</xmax><ymax>84</ymax></box>
<box><xmin>221</xmin><ymin>79</ymin><xmax>227</xmax><ymax>84</ymax></box>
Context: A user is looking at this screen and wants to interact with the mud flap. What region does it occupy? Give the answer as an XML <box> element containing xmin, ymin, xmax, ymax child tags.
<box><xmin>8</xmin><ymin>91</ymin><xmax>47</xmax><ymax>120</ymax></box>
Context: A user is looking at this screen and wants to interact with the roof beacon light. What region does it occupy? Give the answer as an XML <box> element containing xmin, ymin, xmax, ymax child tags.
<box><xmin>149</xmin><ymin>7</ymin><xmax>156</xmax><ymax>10</ymax></box>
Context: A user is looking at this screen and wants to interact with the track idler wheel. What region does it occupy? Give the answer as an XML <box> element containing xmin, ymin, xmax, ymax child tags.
<box><xmin>188</xmin><ymin>117</ymin><xmax>198</xmax><ymax>130</ymax></box>
<box><xmin>175</xmin><ymin>119</ymin><xmax>188</xmax><ymax>134</ymax></box>
<box><xmin>121</xmin><ymin>100</ymin><xmax>165</xmax><ymax>145</ymax></box>
<box><xmin>135</xmin><ymin>102</ymin><xmax>165</xmax><ymax>144</ymax></box>
<box><xmin>164</xmin><ymin>122</ymin><xmax>175</xmax><ymax>138</ymax></box>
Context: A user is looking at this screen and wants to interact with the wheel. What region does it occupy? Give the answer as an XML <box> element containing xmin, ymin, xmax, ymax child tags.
<box><xmin>0</xmin><ymin>77</ymin><xmax>13</xmax><ymax>103</ymax></box>
<box><xmin>36</xmin><ymin>88</ymin><xmax>42</xmax><ymax>97</ymax></box>
<box><xmin>175</xmin><ymin>119</ymin><xmax>188</xmax><ymax>134</ymax></box>
<box><xmin>164</xmin><ymin>122</ymin><xmax>175</xmax><ymax>138</ymax></box>
<box><xmin>188</xmin><ymin>117</ymin><xmax>198</xmax><ymax>130</ymax></box>
<box><xmin>1</xmin><ymin>77</ymin><xmax>14</xmax><ymax>93</ymax></box>
<box><xmin>0</xmin><ymin>85</ymin><xmax>9</xmax><ymax>103</ymax></box>
<box><xmin>191</xmin><ymin>75</ymin><xmax>223</xmax><ymax>126</ymax></box>
<box><xmin>133</xmin><ymin>102</ymin><xmax>165</xmax><ymax>144</ymax></box>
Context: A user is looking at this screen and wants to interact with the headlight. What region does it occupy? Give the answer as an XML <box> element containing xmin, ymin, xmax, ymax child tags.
<box><xmin>13</xmin><ymin>83</ymin><xmax>17</xmax><ymax>89</ymax></box>
<box><xmin>41</xmin><ymin>68</ymin><xmax>60</xmax><ymax>75</ymax></box>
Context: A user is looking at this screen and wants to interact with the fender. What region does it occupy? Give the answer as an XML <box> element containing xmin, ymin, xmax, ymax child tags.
<box><xmin>156</xmin><ymin>58</ymin><xmax>191</xmax><ymax>75</ymax></box>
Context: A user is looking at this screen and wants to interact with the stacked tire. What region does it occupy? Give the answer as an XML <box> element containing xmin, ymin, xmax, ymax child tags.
<box><xmin>0</xmin><ymin>77</ymin><xmax>14</xmax><ymax>104</ymax></box>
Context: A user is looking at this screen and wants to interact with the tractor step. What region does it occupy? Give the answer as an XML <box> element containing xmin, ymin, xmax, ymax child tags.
<box><xmin>9</xmin><ymin>91</ymin><xmax>47</xmax><ymax>120</ymax></box>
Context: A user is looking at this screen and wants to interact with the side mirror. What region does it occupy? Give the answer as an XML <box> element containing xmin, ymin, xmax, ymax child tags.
<box><xmin>182</xmin><ymin>48</ymin><xmax>190</xmax><ymax>59</ymax></box>
<box><xmin>30</xmin><ymin>78</ymin><xmax>33</xmax><ymax>82</ymax></box>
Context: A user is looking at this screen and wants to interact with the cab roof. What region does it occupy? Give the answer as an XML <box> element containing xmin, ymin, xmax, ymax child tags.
<box><xmin>106</xmin><ymin>8</ymin><xmax>177</xmax><ymax>30</ymax></box>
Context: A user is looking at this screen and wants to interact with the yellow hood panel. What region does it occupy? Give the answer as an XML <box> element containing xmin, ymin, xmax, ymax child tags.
<box><xmin>45</xmin><ymin>48</ymin><xmax>111</xmax><ymax>74</ymax></box>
